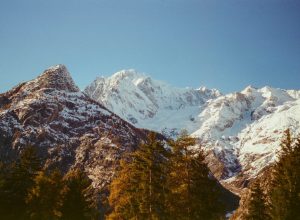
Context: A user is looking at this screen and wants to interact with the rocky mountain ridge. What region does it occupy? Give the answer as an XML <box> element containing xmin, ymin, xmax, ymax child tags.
<box><xmin>2</xmin><ymin>65</ymin><xmax>298</xmax><ymax>218</ymax></box>
<box><xmin>0</xmin><ymin>65</ymin><xmax>240</xmax><ymax>215</ymax></box>
<box><xmin>0</xmin><ymin>65</ymin><xmax>153</xmax><ymax>189</ymax></box>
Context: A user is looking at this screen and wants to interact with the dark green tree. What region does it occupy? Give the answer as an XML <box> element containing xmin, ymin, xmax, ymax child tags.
<box><xmin>61</xmin><ymin>169</ymin><xmax>96</xmax><ymax>220</ymax></box>
<box><xmin>26</xmin><ymin>169</ymin><xmax>64</xmax><ymax>219</ymax></box>
<box><xmin>0</xmin><ymin>146</ymin><xmax>41</xmax><ymax>219</ymax></box>
<box><xmin>0</xmin><ymin>160</ymin><xmax>12</xmax><ymax>219</ymax></box>
<box><xmin>0</xmin><ymin>145</ymin><xmax>98</xmax><ymax>220</ymax></box>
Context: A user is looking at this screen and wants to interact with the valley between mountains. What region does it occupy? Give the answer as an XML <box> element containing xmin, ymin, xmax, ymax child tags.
<box><xmin>1</xmin><ymin>64</ymin><xmax>299</xmax><ymax>219</ymax></box>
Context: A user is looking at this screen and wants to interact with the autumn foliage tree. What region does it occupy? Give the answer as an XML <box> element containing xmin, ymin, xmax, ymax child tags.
<box><xmin>166</xmin><ymin>131</ymin><xmax>224</xmax><ymax>220</ymax></box>
<box><xmin>108</xmin><ymin>132</ymin><xmax>170</xmax><ymax>219</ymax></box>
<box><xmin>269</xmin><ymin>129</ymin><xmax>300</xmax><ymax>220</ymax></box>
<box><xmin>244</xmin><ymin>182</ymin><xmax>270</xmax><ymax>220</ymax></box>
<box><xmin>108</xmin><ymin>131</ymin><xmax>225</xmax><ymax>220</ymax></box>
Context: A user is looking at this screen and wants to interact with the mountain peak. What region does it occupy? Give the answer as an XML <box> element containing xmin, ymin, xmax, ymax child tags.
<box><xmin>46</xmin><ymin>64</ymin><xmax>67</xmax><ymax>71</ymax></box>
<box><xmin>35</xmin><ymin>64</ymin><xmax>79</xmax><ymax>92</ymax></box>
<box><xmin>198</xmin><ymin>86</ymin><xmax>222</xmax><ymax>97</ymax></box>
<box><xmin>111</xmin><ymin>69</ymin><xmax>141</xmax><ymax>78</ymax></box>
<box><xmin>241</xmin><ymin>85</ymin><xmax>257</xmax><ymax>94</ymax></box>
<box><xmin>109</xmin><ymin>69</ymin><xmax>148</xmax><ymax>85</ymax></box>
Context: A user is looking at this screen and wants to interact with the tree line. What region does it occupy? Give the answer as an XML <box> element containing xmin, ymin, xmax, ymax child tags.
<box><xmin>1</xmin><ymin>128</ymin><xmax>299</xmax><ymax>220</ymax></box>
<box><xmin>0</xmin><ymin>132</ymin><xmax>229</xmax><ymax>220</ymax></box>
<box><xmin>107</xmin><ymin>132</ymin><xmax>226</xmax><ymax>219</ymax></box>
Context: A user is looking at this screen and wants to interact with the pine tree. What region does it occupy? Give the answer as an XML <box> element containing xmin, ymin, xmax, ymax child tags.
<box><xmin>269</xmin><ymin>129</ymin><xmax>300</xmax><ymax>220</ymax></box>
<box><xmin>61</xmin><ymin>169</ymin><xmax>96</xmax><ymax>220</ymax></box>
<box><xmin>244</xmin><ymin>182</ymin><xmax>270</xmax><ymax>220</ymax></box>
<box><xmin>0</xmin><ymin>146</ymin><xmax>41</xmax><ymax>219</ymax></box>
<box><xmin>26</xmin><ymin>169</ymin><xmax>64</xmax><ymax>219</ymax></box>
<box><xmin>107</xmin><ymin>159</ymin><xmax>141</xmax><ymax>219</ymax></box>
<box><xmin>167</xmin><ymin>131</ymin><xmax>224</xmax><ymax>220</ymax></box>
<box><xmin>0</xmin><ymin>146</ymin><xmax>98</xmax><ymax>220</ymax></box>
<box><xmin>289</xmin><ymin>136</ymin><xmax>300</xmax><ymax>219</ymax></box>
<box><xmin>108</xmin><ymin>132</ymin><xmax>170</xmax><ymax>220</ymax></box>
<box><xmin>0</xmin><ymin>160</ymin><xmax>12</xmax><ymax>219</ymax></box>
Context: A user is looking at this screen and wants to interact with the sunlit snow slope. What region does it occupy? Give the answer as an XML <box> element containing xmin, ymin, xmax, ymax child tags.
<box><xmin>85</xmin><ymin>70</ymin><xmax>300</xmax><ymax>185</ymax></box>
<box><xmin>85</xmin><ymin>69</ymin><xmax>221</xmax><ymax>136</ymax></box>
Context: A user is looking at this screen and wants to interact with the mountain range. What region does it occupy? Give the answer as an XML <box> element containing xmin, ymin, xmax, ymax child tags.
<box><xmin>1</xmin><ymin>65</ymin><xmax>299</xmax><ymax>218</ymax></box>
<box><xmin>85</xmin><ymin>69</ymin><xmax>300</xmax><ymax>191</ymax></box>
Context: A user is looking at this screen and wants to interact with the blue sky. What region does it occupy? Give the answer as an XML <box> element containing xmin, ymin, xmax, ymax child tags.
<box><xmin>0</xmin><ymin>0</ymin><xmax>300</xmax><ymax>93</ymax></box>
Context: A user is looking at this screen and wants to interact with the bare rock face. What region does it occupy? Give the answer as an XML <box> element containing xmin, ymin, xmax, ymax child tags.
<box><xmin>34</xmin><ymin>64</ymin><xmax>80</xmax><ymax>92</ymax></box>
<box><xmin>0</xmin><ymin>65</ymin><xmax>151</xmax><ymax>190</ymax></box>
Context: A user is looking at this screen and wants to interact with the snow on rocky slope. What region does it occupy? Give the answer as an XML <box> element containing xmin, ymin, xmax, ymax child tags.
<box><xmin>84</xmin><ymin>69</ymin><xmax>221</xmax><ymax>136</ymax></box>
<box><xmin>0</xmin><ymin>65</ymin><xmax>239</xmax><ymax>212</ymax></box>
<box><xmin>85</xmin><ymin>70</ymin><xmax>300</xmax><ymax>188</ymax></box>
<box><xmin>0</xmin><ymin>65</ymin><xmax>153</xmax><ymax>189</ymax></box>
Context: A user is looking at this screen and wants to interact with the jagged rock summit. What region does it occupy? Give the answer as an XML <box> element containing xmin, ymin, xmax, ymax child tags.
<box><xmin>0</xmin><ymin>65</ymin><xmax>153</xmax><ymax>189</ymax></box>
<box><xmin>29</xmin><ymin>64</ymin><xmax>80</xmax><ymax>92</ymax></box>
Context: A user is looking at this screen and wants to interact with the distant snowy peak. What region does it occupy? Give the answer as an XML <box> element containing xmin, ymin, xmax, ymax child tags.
<box><xmin>85</xmin><ymin>70</ymin><xmax>300</xmax><ymax>186</ymax></box>
<box><xmin>191</xmin><ymin>85</ymin><xmax>300</xmax><ymax>181</ymax></box>
<box><xmin>192</xmin><ymin>85</ymin><xmax>299</xmax><ymax>145</ymax></box>
<box><xmin>198</xmin><ymin>86</ymin><xmax>222</xmax><ymax>98</ymax></box>
<box><xmin>84</xmin><ymin>69</ymin><xmax>221</xmax><ymax>126</ymax></box>
<box><xmin>110</xmin><ymin>69</ymin><xmax>146</xmax><ymax>83</ymax></box>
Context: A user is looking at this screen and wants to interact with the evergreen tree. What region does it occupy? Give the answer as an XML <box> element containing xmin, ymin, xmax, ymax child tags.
<box><xmin>167</xmin><ymin>131</ymin><xmax>223</xmax><ymax>220</ymax></box>
<box><xmin>0</xmin><ymin>160</ymin><xmax>12</xmax><ymax>219</ymax></box>
<box><xmin>0</xmin><ymin>146</ymin><xmax>41</xmax><ymax>219</ymax></box>
<box><xmin>245</xmin><ymin>182</ymin><xmax>270</xmax><ymax>220</ymax></box>
<box><xmin>26</xmin><ymin>169</ymin><xmax>64</xmax><ymax>219</ymax></box>
<box><xmin>61</xmin><ymin>169</ymin><xmax>96</xmax><ymax>220</ymax></box>
<box><xmin>107</xmin><ymin>159</ymin><xmax>141</xmax><ymax>219</ymax></box>
<box><xmin>289</xmin><ymin>136</ymin><xmax>300</xmax><ymax>218</ymax></box>
<box><xmin>269</xmin><ymin>129</ymin><xmax>300</xmax><ymax>220</ymax></box>
<box><xmin>108</xmin><ymin>132</ymin><xmax>170</xmax><ymax>220</ymax></box>
<box><xmin>0</xmin><ymin>145</ymin><xmax>98</xmax><ymax>220</ymax></box>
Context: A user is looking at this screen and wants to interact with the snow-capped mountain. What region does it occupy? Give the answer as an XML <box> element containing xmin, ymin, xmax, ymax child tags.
<box><xmin>0</xmin><ymin>65</ymin><xmax>239</xmax><ymax>213</ymax></box>
<box><xmin>0</xmin><ymin>65</ymin><xmax>153</xmax><ymax>189</ymax></box>
<box><xmin>85</xmin><ymin>70</ymin><xmax>300</xmax><ymax>189</ymax></box>
<box><xmin>192</xmin><ymin>86</ymin><xmax>300</xmax><ymax>185</ymax></box>
<box><xmin>84</xmin><ymin>69</ymin><xmax>221</xmax><ymax>136</ymax></box>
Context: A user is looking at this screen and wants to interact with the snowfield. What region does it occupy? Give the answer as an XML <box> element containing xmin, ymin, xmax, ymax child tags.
<box><xmin>85</xmin><ymin>70</ymin><xmax>300</xmax><ymax>184</ymax></box>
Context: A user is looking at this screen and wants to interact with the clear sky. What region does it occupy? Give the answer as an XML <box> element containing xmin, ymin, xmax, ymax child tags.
<box><xmin>0</xmin><ymin>0</ymin><xmax>300</xmax><ymax>94</ymax></box>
